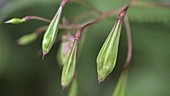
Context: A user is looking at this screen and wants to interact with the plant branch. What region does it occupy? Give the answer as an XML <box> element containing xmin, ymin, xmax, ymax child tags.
<box><xmin>71</xmin><ymin>11</ymin><xmax>95</xmax><ymax>23</ymax></box>
<box><xmin>74</xmin><ymin>5</ymin><xmax>129</xmax><ymax>41</ymax></box>
<box><xmin>20</xmin><ymin>5</ymin><xmax>128</xmax><ymax>36</ymax></box>
<box><xmin>34</xmin><ymin>26</ymin><xmax>48</xmax><ymax>35</ymax></box>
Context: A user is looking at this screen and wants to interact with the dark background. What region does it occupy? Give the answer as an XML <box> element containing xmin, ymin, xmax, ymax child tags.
<box><xmin>0</xmin><ymin>0</ymin><xmax>170</xmax><ymax>96</ymax></box>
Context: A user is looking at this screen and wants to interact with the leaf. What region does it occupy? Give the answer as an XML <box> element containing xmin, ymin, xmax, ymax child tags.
<box><xmin>128</xmin><ymin>5</ymin><xmax>170</xmax><ymax>23</ymax></box>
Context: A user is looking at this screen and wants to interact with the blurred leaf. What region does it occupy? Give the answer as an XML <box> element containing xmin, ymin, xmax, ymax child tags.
<box><xmin>128</xmin><ymin>5</ymin><xmax>170</xmax><ymax>23</ymax></box>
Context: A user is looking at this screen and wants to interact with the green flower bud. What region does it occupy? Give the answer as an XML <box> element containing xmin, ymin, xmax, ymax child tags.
<box><xmin>57</xmin><ymin>34</ymin><xmax>74</xmax><ymax>66</ymax></box>
<box><xmin>61</xmin><ymin>40</ymin><xmax>77</xmax><ymax>88</ymax></box>
<box><xmin>42</xmin><ymin>6</ymin><xmax>63</xmax><ymax>56</ymax></box>
<box><xmin>96</xmin><ymin>6</ymin><xmax>129</xmax><ymax>82</ymax></box>
<box><xmin>97</xmin><ymin>20</ymin><xmax>122</xmax><ymax>82</ymax></box>
<box><xmin>112</xmin><ymin>71</ymin><xmax>127</xmax><ymax>96</ymax></box>
<box><xmin>5</xmin><ymin>18</ymin><xmax>25</xmax><ymax>24</ymax></box>
<box><xmin>68</xmin><ymin>78</ymin><xmax>78</xmax><ymax>96</ymax></box>
<box><xmin>18</xmin><ymin>33</ymin><xmax>37</xmax><ymax>45</ymax></box>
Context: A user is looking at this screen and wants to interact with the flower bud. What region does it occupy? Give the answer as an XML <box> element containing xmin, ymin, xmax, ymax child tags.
<box><xmin>57</xmin><ymin>34</ymin><xmax>74</xmax><ymax>66</ymax></box>
<box><xmin>18</xmin><ymin>33</ymin><xmax>37</xmax><ymax>45</ymax></box>
<box><xmin>61</xmin><ymin>40</ymin><xmax>77</xmax><ymax>88</ymax></box>
<box><xmin>97</xmin><ymin>20</ymin><xmax>122</xmax><ymax>82</ymax></box>
<box><xmin>5</xmin><ymin>18</ymin><xmax>25</xmax><ymax>24</ymax></box>
<box><xmin>112</xmin><ymin>71</ymin><xmax>127</xmax><ymax>96</ymax></box>
<box><xmin>68</xmin><ymin>78</ymin><xmax>78</xmax><ymax>96</ymax></box>
<box><xmin>96</xmin><ymin>6</ymin><xmax>128</xmax><ymax>82</ymax></box>
<box><xmin>42</xmin><ymin>6</ymin><xmax>63</xmax><ymax>56</ymax></box>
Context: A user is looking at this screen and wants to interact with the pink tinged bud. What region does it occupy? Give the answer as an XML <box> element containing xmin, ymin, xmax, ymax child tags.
<box><xmin>57</xmin><ymin>34</ymin><xmax>74</xmax><ymax>66</ymax></box>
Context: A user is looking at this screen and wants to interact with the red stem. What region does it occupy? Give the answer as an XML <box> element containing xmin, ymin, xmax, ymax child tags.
<box><xmin>23</xmin><ymin>16</ymin><xmax>51</xmax><ymax>23</ymax></box>
<box><xmin>124</xmin><ymin>16</ymin><xmax>132</xmax><ymax>70</ymax></box>
<box><xmin>61</xmin><ymin>0</ymin><xmax>69</xmax><ymax>7</ymax></box>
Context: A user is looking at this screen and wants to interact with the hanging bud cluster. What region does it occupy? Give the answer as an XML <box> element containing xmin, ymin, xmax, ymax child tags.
<box><xmin>97</xmin><ymin>6</ymin><xmax>129</xmax><ymax>82</ymax></box>
<box><xmin>5</xmin><ymin>0</ymin><xmax>132</xmax><ymax>95</ymax></box>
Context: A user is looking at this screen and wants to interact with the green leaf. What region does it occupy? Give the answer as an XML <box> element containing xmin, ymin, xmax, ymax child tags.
<box><xmin>128</xmin><ymin>6</ymin><xmax>170</xmax><ymax>23</ymax></box>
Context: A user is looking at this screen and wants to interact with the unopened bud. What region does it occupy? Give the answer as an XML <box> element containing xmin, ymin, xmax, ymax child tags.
<box><xmin>57</xmin><ymin>34</ymin><xmax>74</xmax><ymax>66</ymax></box>
<box><xmin>61</xmin><ymin>40</ymin><xmax>78</xmax><ymax>88</ymax></box>
<box><xmin>42</xmin><ymin>6</ymin><xmax>63</xmax><ymax>57</ymax></box>
<box><xmin>97</xmin><ymin>6</ymin><xmax>129</xmax><ymax>82</ymax></box>
<box><xmin>18</xmin><ymin>33</ymin><xmax>37</xmax><ymax>45</ymax></box>
<box><xmin>5</xmin><ymin>18</ymin><xmax>25</xmax><ymax>24</ymax></box>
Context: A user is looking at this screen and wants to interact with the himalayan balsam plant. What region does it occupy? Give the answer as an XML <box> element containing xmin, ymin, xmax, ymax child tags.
<box><xmin>4</xmin><ymin>0</ymin><xmax>170</xmax><ymax>96</ymax></box>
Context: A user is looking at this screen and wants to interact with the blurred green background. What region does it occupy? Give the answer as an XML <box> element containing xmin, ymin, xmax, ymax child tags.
<box><xmin>0</xmin><ymin>0</ymin><xmax>170</xmax><ymax>96</ymax></box>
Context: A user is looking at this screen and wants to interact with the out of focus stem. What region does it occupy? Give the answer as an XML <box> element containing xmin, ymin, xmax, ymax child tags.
<box><xmin>123</xmin><ymin>16</ymin><xmax>132</xmax><ymax>71</ymax></box>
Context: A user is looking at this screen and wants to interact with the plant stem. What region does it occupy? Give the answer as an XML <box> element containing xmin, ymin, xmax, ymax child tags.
<box><xmin>61</xmin><ymin>0</ymin><xmax>70</xmax><ymax>7</ymax></box>
<box><xmin>74</xmin><ymin>5</ymin><xmax>129</xmax><ymax>41</ymax></box>
<box><xmin>34</xmin><ymin>26</ymin><xmax>48</xmax><ymax>35</ymax></box>
<box><xmin>23</xmin><ymin>16</ymin><xmax>51</xmax><ymax>23</ymax></box>
<box><xmin>124</xmin><ymin>16</ymin><xmax>132</xmax><ymax>70</ymax></box>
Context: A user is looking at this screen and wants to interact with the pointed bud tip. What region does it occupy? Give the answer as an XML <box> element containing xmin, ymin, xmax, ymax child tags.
<box><xmin>4</xmin><ymin>18</ymin><xmax>25</xmax><ymax>24</ymax></box>
<box><xmin>61</xmin><ymin>85</ymin><xmax>67</xmax><ymax>92</ymax></box>
<box><xmin>123</xmin><ymin>5</ymin><xmax>129</xmax><ymax>12</ymax></box>
<box><xmin>4</xmin><ymin>20</ymin><xmax>11</xmax><ymax>24</ymax></box>
<box><xmin>98</xmin><ymin>76</ymin><xmax>104</xmax><ymax>83</ymax></box>
<box><xmin>17</xmin><ymin>40</ymin><xmax>22</xmax><ymax>45</ymax></box>
<box><xmin>119</xmin><ymin>5</ymin><xmax>129</xmax><ymax>19</ymax></box>
<box><xmin>42</xmin><ymin>52</ymin><xmax>47</xmax><ymax>60</ymax></box>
